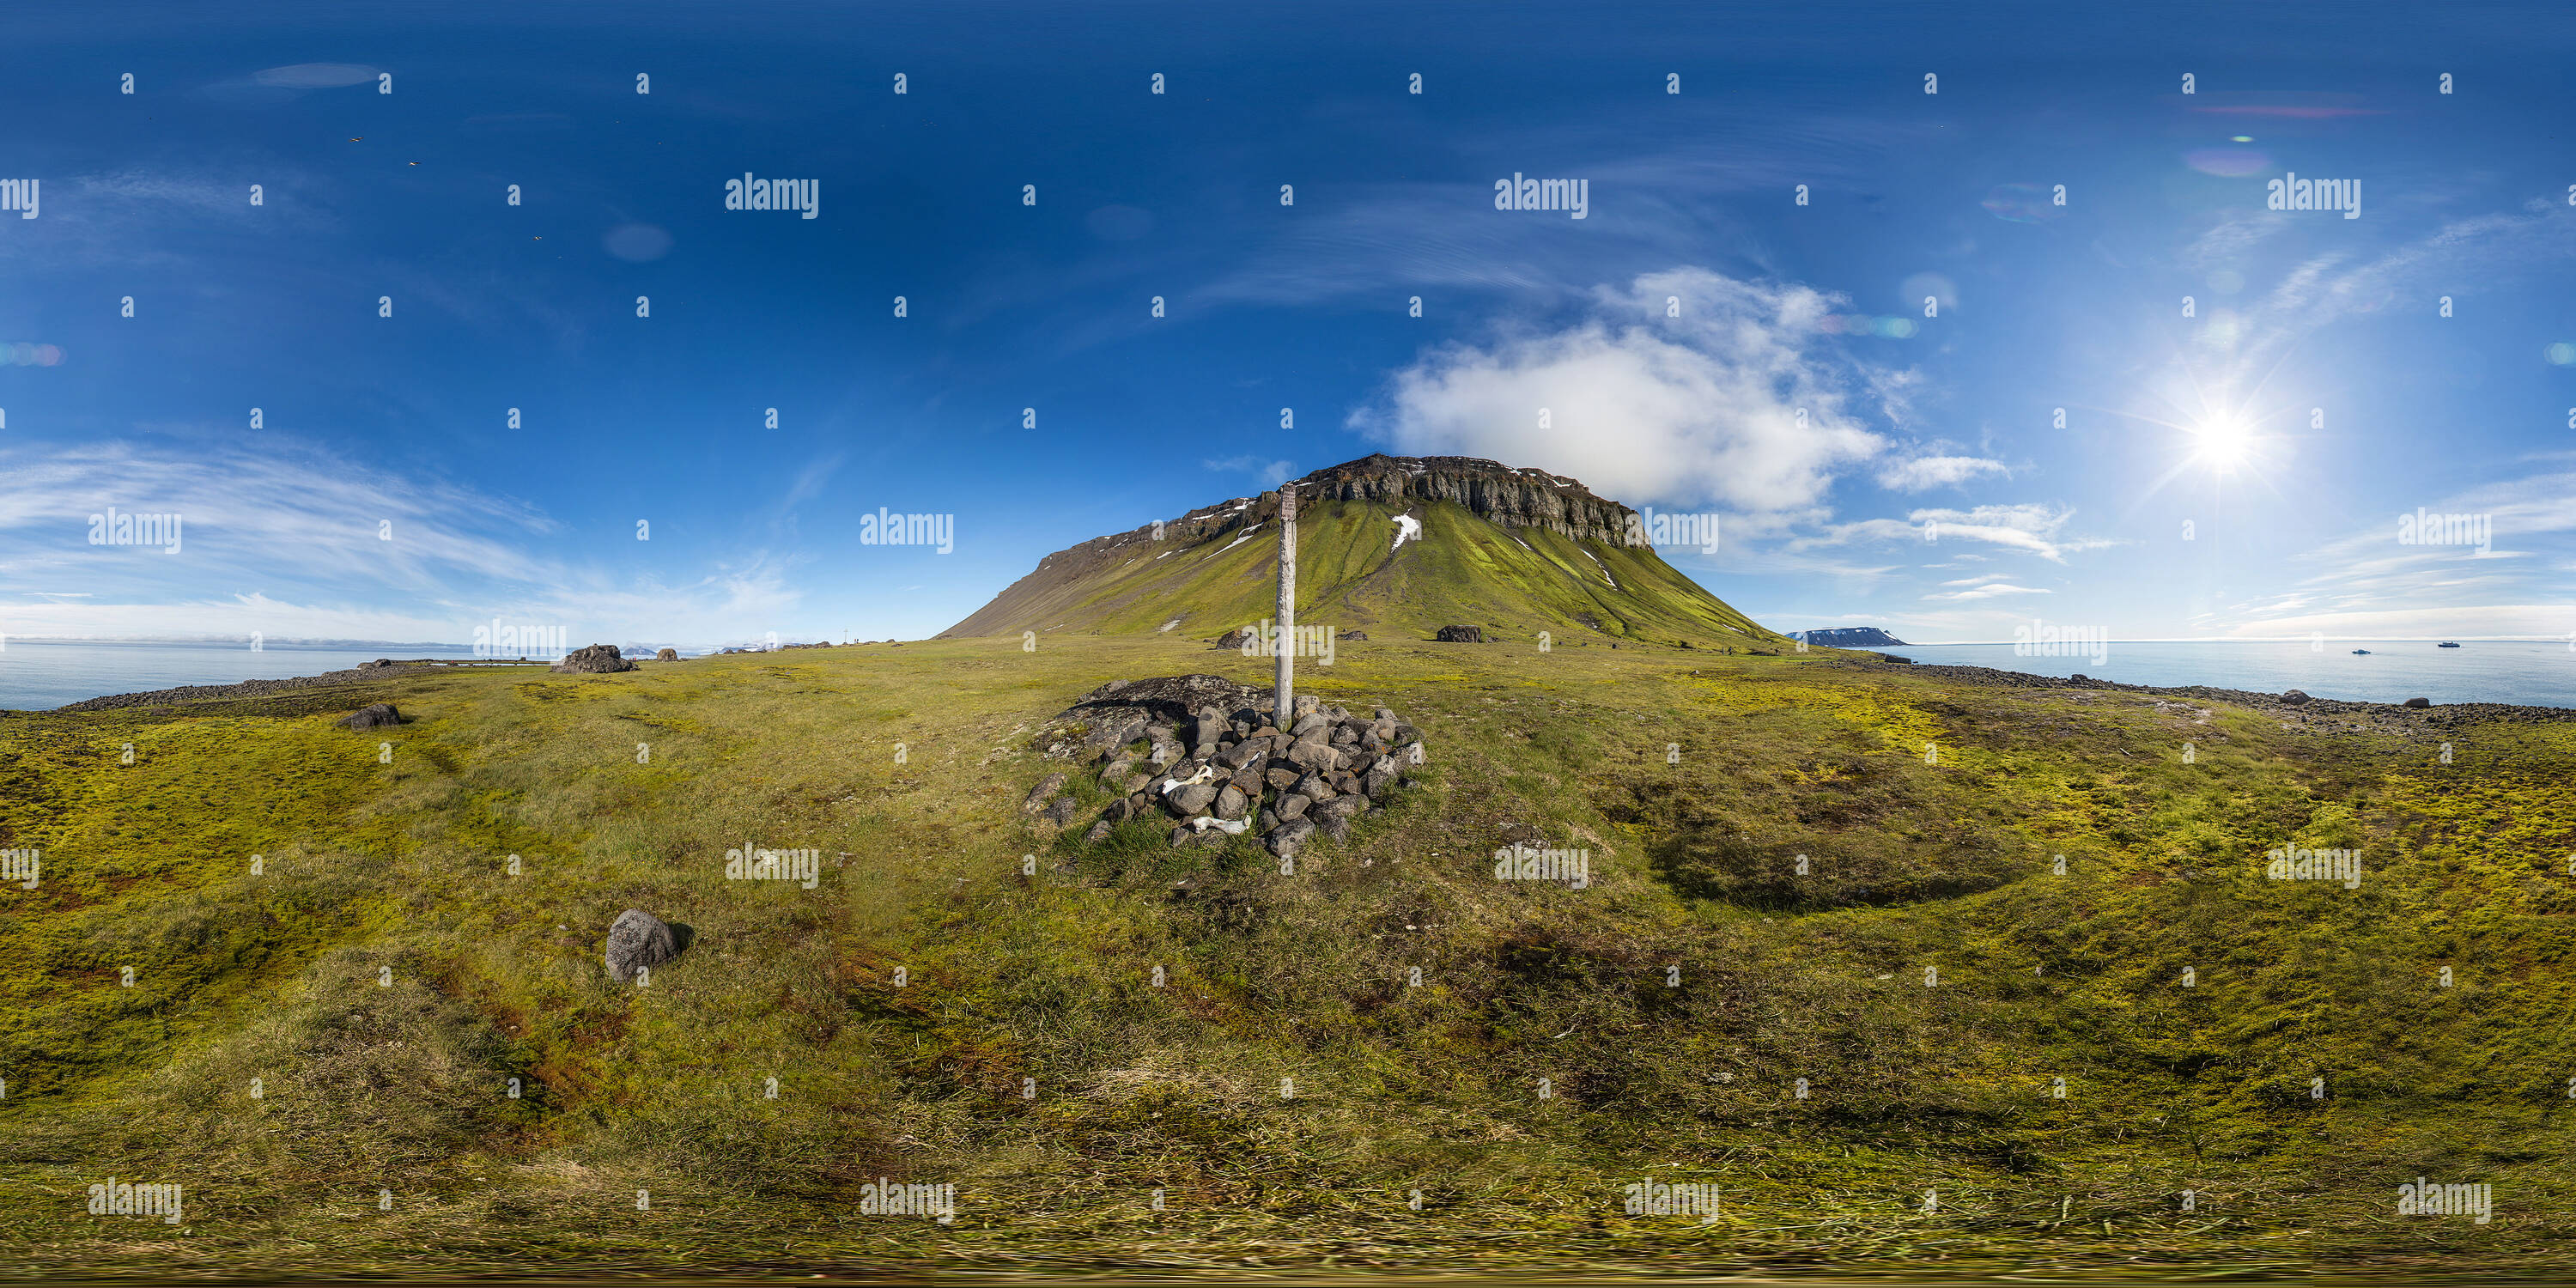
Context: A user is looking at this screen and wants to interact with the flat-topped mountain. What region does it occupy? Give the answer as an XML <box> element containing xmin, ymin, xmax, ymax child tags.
<box><xmin>941</xmin><ymin>453</ymin><xmax>1783</xmax><ymax>647</ymax></box>
<box><xmin>1793</xmin><ymin>626</ymin><xmax>1910</xmax><ymax>648</ymax></box>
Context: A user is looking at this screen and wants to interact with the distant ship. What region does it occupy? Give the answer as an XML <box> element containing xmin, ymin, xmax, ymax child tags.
<box><xmin>2438</xmin><ymin>641</ymin><xmax>2462</xmax><ymax>647</ymax></box>
<box><xmin>2351</xmin><ymin>648</ymin><xmax>2372</xmax><ymax>655</ymax></box>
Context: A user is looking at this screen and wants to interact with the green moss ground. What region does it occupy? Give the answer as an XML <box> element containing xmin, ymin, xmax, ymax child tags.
<box><xmin>1</xmin><ymin>637</ymin><xmax>2569</xmax><ymax>1279</ymax></box>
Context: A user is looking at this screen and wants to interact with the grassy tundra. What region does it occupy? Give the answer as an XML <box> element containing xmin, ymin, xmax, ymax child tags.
<box><xmin>2</xmin><ymin>636</ymin><xmax>2570</xmax><ymax>1277</ymax></box>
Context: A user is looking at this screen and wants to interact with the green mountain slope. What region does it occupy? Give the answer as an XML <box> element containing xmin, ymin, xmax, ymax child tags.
<box><xmin>942</xmin><ymin>454</ymin><xmax>1783</xmax><ymax>647</ymax></box>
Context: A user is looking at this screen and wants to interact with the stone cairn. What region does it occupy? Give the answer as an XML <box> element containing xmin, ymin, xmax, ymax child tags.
<box><xmin>1029</xmin><ymin>675</ymin><xmax>1424</xmax><ymax>860</ymax></box>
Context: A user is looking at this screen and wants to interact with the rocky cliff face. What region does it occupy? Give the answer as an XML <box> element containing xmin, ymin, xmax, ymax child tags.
<box><xmin>1009</xmin><ymin>454</ymin><xmax>1643</xmax><ymax>599</ymax></box>
<box><xmin>1288</xmin><ymin>455</ymin><xmax>1642</xmax><ymax>546</ymax></box>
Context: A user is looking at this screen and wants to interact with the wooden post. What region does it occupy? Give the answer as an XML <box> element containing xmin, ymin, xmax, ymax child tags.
<box><xmin>1275</xmin><ymin>482</ymin><xmax>1296</xmax><ymax>723</ymax></box>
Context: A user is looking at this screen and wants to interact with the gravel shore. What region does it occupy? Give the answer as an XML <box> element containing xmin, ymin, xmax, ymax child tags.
<box><xmin>50</xmin><ymin>663</ymin><xmax>440</xmax><ymax>713</ymax></box>
<box><xmin>1838</xmin><ymin>658</ymin><xmax>2576</xmax><ymax>732</ymax></box>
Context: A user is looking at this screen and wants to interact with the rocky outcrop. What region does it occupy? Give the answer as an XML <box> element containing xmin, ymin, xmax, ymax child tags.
<box><xmin>1434</xmin><ymin>625</ymin><xmax>1487</xmax><ymax>643</ymax></box>
<box><xmin>551</xmin><ymin>644</ymin><xmax>635</xmax><ymax>674</ymax></box>
<box><xmin>1289</xmin><ymin>455</ymin><xmax>1640</xmax><ymax>545</ymax></box>
<box><xmin>655</xmin><ymin>648</ymin><xmax>679</xmax><ymax>661</ymax></box>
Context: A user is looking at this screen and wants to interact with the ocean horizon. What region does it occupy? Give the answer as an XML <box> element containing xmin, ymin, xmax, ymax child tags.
<box><xmin>6</xmin><ymin>635</ymin><xmax>2573</xmax><ymax>713</ymax></box>
<box><xmin>1875</xmin><ymin>638</ymin><xmax>2576</xmax><ymax>709</ymax></box>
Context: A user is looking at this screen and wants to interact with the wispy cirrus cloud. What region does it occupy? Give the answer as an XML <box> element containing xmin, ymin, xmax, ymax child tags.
<box><xmin>0</xmin><ymin>439</ymin><xmax>799</xmax><ymax>644</ymax></box>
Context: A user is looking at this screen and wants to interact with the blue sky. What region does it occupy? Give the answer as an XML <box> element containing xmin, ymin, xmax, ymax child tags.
<box><xmin>3</xmin><ymin>0</ymin><xmax>2573</xmax><ymax>648</ymax></box>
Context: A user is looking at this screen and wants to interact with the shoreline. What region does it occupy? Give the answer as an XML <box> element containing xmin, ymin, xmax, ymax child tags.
<box><xmin>1838</xmin><ymin>657</ymin><xmax>2576</xmax><ymax>726</ymax></box>
<box><xmin>16</xmin><ymin>644</ymin><xmax>2573</xmax><ymax>722</ymax></box>
<box><xmin>35</xmin><ymin>661</ymin><xmax>451</xmax><ymax>714</ymax></box>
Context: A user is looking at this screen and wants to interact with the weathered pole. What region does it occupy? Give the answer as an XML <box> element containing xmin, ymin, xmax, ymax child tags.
<box><xmin>1274</xmin><ymin>481</ymin><xmax>1296</xmax><ymax>722</ymax></box>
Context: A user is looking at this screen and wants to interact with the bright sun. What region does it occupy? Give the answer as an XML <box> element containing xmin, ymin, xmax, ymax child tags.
<box><xmin>2189</xmin><ymin>413</ymin><xmax>2252</xmax><ymax>468</ymax></box>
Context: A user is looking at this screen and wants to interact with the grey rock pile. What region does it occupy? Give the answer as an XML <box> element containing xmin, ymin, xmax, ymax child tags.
<box><xmin>605</xmin><ymin>908</ymin><xmax>677</xmax><ymax>982</ymax></box>
<box><xmin>1030</xmin><ymin>677</ymin><xmax>1425</xmax><ymax>860</ymax></box>
<box><xmin>552</xmin><ymin>643</ymin><xmax>635</xmax><ymax>674</ymax></box>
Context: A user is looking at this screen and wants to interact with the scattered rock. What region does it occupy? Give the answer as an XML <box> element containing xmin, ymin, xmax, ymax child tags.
<box><xmin>1023</xmin><ymin>773</ymin><xmax>1068</xmax><ymax>814</ymax></box>
<box><xmin>655</xmin><ymin>647</ymin><xmax>680</xmax><ymax>661</ymax></box>
<box><xmin>337</xmin><ymin>702</ymin><xmax>403</xmax><ymax>730</ymax></box>
<box><xmin>605</xmin><ymin>909</ymin><xmax>677</xmax><ymax>983</ymax></box>
<box><xmin>1212</xmin><ymin>627</ymin><xmax>1254</xmax><ymax>649</ymax></box>
<box><xmin>1170</xmin><ymin>782</ymin><xmax>1219</xmax><ymax>816</ymax></box>
<box><xmin>1338</xmin><ymin>630</ymin><xmax>1368</xmax><ymax>641</ymax></box>
<box><xmin>2404</xmin><ymin>696</ymin><xmax>2432</xmax><ymax>709</ymax></box>
<box><xmin>1043</xmin><ymin>796</ymin><xmax>1080</xmax><ymax>827</ymax></box>
<box><xmin>1434</xmin><ymin>625</ymin><xmax>1487</xmax><ymax>643</ymax></box>
<box><xmin>2281</xmin><ymin>690</ymin><xmax>2312</xmax><ymax>705</ymax></box>
<box><xmin>552</xmin><ymin>643</ymin><xmax>635</xmax><ymax>674</ymax></box>
<box><xmin>1084</xmin><ymin>819</ymin><xmax>1113</xmax><ymax>843</ymax></box>
<box><xmin>1267</xmin><ymin>817</ymin><xmax>1316</xmax><ymax>857</ymax></box>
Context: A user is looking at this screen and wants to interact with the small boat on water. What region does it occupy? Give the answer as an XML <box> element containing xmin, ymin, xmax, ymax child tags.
<box><xmin>2351</xmin><ymin>648</ymin><xmax>2372</xmax><ymax>655</ymax></box>
<box><xmin>2438</xmin><ymin>641</ymin><xmax>2462</xmax><ymax>647</ymax></box>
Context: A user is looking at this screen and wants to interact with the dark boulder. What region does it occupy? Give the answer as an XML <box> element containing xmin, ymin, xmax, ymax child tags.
<box><xmin>552</xmin><ymin>643</ymin><xmax>635</xmax><ymax>674</ymax></box>
<box><xmin>655</xmin><ymin>647</ymin><xmax>679</xmax><ymax>661</ymax></box>
<box><xmin>605</xmin><ymin>908</ymin><xmax>678</xmax><ymax>983</ymax></box>
<box><xmin>338</xmin><ymin>702</ymin><xmax>403</xmax><ymax>730</ymax></box>
<box><xmin>1434</xmin><ymin>625</ymin><xmax>1486</xmax><ymax>643</ymax></box>
<box><xmin>2403</xmin><ymin>696</ymin><xmax>2432</xmax><ymax>709</ymax></box>
<box><xmin>2281</xmin><ymin>690</ymin><xmax>2312</xmax><ymax>705</ymax></box>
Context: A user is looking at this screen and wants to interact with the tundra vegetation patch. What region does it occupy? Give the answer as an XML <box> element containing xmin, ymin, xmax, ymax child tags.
<box><xmin>3</xmin><ymin>637</ymin><xmax>2572</xmax><ymax>1277</ymax></box>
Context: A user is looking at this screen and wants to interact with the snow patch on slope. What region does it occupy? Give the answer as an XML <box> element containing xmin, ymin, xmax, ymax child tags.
<box><xmin>1390</xmin><ymin>514</ymin><xmax>1422</xmax><ymax>550</ymax></box>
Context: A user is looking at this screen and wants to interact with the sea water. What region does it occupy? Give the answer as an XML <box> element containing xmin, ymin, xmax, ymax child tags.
<box><xmin>0</xmin><ymin>641</ymin><xmax>483</xmax><ymax>711</ymax></box>
<box><xmin>1876</xmin><ymin>639</ymin><xmax>2576</xmax><ymax>709</ymax></box>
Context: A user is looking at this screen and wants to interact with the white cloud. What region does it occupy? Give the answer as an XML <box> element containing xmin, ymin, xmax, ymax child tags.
<box><xmin>0</xmin><ymin>440</ymin><xmax>800</xmax><ymax>645</ymax></box>
<box><xmin>1924</xmin><ymin>582</ymin><xmax>2050</xmax><ymax>602</ymax></box>
<box><xmin>1203</xmin><ymin>456</ymin><xmax>1296</xmax><ymax>487</ymax></box>
<box><xmin>1795</xmin><ymin>502</ymin><xmax>2103</xmax><ymax>563</ymax></box>
<box><xmin>1876</xmin><ymin>453</ymin><xmax>2009</xmax><ymax>491</ymax></box>
<box><xmin>1349</xmin><ymin>267</ymin><xmax>1892</xmax><ymax>513</ymax></box>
